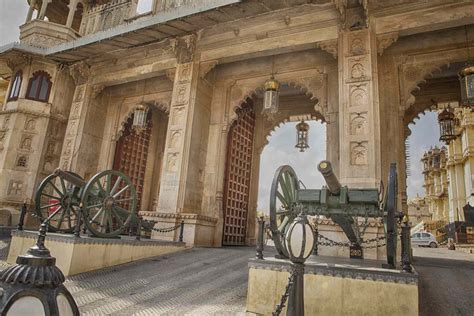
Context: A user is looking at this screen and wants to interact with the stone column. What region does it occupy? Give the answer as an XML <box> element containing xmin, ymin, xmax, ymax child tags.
<box><xmin>154</xmin><ymin>35</ymin><xmax>216</xmax><ymax>246</ymax></box>
<box><xmin>338</xmin><ymin>24</ymin><xmax>381</xmax><ymax>188</ymax></box>
<box><xmin>38</xmin><ymin>0</ymin><xmax>52</xmax><ymax>20</ymax></box>
<box><xmin>59</xmin><ymin>62</ymin><xmax>105</xmax><ymax>178</ymax></box>
<box><xmin>66</xmin><ymin>0</ymin><xmax>79</xmax><ymax>28</ymax></box>
<box><xmin>25</xmin><ymin>0</ymin><xmax>38</xmax><ymax>23</ymax></box>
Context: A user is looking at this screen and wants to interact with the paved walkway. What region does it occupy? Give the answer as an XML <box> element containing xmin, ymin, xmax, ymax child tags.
<box><xmin>414</xmin><ymin>247</ymin><xmax>474</xmax><ymax>316</ymax></box>
<box><xmin>66</xmin><ymin>247</ymin><xmax>259</xmax><ymax>315</ymax></box>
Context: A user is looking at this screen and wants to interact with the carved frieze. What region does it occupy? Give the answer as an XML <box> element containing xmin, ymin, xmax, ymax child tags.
<box><xmin>167</xmin><ymin>152</ymin><xmax>179</xmax><ymax>172</ymax></box>
<box><xmin>350</xmin><ymin>141</ymin><xmax>369</xmax><ymax>165</ymax></box>
<box><xmin>24</xmin><ymin>118</ymin><xmax>36</xmax><ymax>131</ymax></box>
<box><xmin>350</xmin><ymin>112</ymin><xmax>368</xmax><ymax>135</ymax></box>
<box><xmin>169</xmin><ymin>130</ymin><xmax>182</xmax><ymax>149</ymax></box>
<box><xmin>178</xmin><ymin>63</ymin><xmax>192</xmax><ymax>83</ymax></box>
<box><xmin>172</xmin><ymin>107</ymin><xmax>186</xmax><ymax>126</ymax></box>
<box><xmin>349</xmin><ymin>84</ymin><xmax>368</xmax><ymax>107</ymax></box>
<box><xmin>173</xmin><ymin>84</ymin><xmax>190</xmax><ymax>106</ymax></box>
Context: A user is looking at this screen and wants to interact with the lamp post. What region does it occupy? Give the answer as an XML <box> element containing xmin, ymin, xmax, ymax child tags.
<box><xmin>295</xmin><ymin>121</ymin><xmax>310</xmax><ymax>152</ymax></box>
<box><xmin>459</xmin><ymin>66</ymin><xmax>474</xmax><ymax>108</ymax></box>
<box><xmin>285</xmin><ymin>211</ymin><xmax>314</xmax><ymax>316</ymax></box>
<box><xmin>0</xmin><ymin>223</ymin><xmax>79</xmax><ymax>315</ymax></box>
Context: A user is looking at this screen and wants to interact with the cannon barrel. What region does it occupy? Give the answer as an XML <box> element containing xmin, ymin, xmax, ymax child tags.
<box><xmin>317</xmin><ymin>160</ymin><xmax>341</xmax><ymax>195</ymax></box>
<box><xmin>53</xmin><ymin>169</ymin><xmax>87</xmax><ymax>187</ymax></box>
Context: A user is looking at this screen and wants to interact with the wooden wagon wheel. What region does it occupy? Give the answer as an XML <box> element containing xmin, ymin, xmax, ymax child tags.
<box><xmin>81</xmin><ymin>170</ymin><xmax>136</xmax><ymax>238</ymax></box>
<box><xmin>270</xmin><ymin>165</ymin><xmax>300</xmax><ymax>258</ymax></box>
<box><xmin>384</xmin><ymin>163</ymin><xmax>399</xmax><ymax>267</ymax></box>
<box><xmin>34</xmin><ymin>172</ymin><xmax>83</xmax><ymax>233</ymax></box>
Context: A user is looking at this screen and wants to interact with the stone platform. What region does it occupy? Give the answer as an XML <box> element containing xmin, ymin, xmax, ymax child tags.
<box><xmin>247</xmin><ymin>256</ymin><xmax>418</xmax><ymax>315</ymax></box>
<box><xmin>7</xmin><ymin>230</ymin><xmax>186</xmax><ymax>276</ymax></box>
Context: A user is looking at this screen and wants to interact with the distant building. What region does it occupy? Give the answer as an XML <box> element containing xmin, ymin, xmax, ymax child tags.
<box><xmin>407</xmin><ymin>195</ymin><xmax>431</xmax><ymax>226</ymax></box>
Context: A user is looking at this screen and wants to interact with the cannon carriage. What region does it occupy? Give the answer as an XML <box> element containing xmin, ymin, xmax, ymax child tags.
<box><xmin>269</xmin><ymin>160</ymin><xmax>401</xmax><ymax>265</ymax></box>
<box><xmin>34</xmin><ymin>169</ymin><xmax>155</xmax><ymax>238</ymax></box>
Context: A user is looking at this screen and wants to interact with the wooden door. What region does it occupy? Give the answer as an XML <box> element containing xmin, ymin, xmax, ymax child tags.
<box><xmin>113</xmin><ymin>112</ymin><xmax>152</xmax><ymax>212</ymax></box>
<box><xmin>223</xmin><ymin>101</ymin><xmax>256</xmax><ymax>245</ymax></box>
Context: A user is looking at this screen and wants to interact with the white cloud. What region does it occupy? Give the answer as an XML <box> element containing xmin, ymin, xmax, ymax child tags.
<box><xmin>0</xmin><ymin>0</ymin><xmax>29</xmax><ymax>46</ymax></box>
<box><xmin>137</xmin><ymin>0</ymin><xmax>153</xmax><ymax>14</ymax></box>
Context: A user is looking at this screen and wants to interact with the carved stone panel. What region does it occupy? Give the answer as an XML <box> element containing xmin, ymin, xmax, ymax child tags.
<box><xmin>349</xmin><ymin>36</ymin><xmax>367</xmax><ymax>56</ymax></box>
<box><xmin>24</xmin><ymin>118</ymin><xmax>36</xmax><ymax>131</ymax></box>
<box><xmin>178</xmin><ymin>63</ymin><xmax>192</xmax><ymax>83</ymax></box>
<box><xmin>350</xmin><ymin>141</ymin><xmax>369</xmax><ymax>166</ymax></box>
<box><xmin>173</xmin><ymin>84</ymin><xmax>190</xmax><ymax>106</ymax></box>
<box><xmin>350</xmin><ymin>112</ymin><xmax>368</xmax><ymax>135</ymax></box>
<box><xmin>8</xmin><ymin>180</ymin><xmax>24</xmax><ymax>196</ymax></box>
<box><xmin>172</xmin><ymin>106</ymin><xmax>186</xmax><ymax>126</ymax></box>
<box><xmin>349</xmin><ymin>84</ymin><xmax>369</xmax><ymax>108</ymax></box>
<box><xmin>169</xmin><ymin>130</ymin><xmax>182</xmax><ymax>149</ymax></box>
<box><xmin>347</xmin><ymin>56</ymin><xmax>370</xmax><ymax>82</ymax></box>
<box><xmin>167</xmin><ymin>152</ymin><xmax>179</xmax><ymax>172</ymax></box>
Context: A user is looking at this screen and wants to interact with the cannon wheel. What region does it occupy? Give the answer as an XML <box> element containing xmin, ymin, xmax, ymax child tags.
<box><xmin>82</xmin><ymin>170</ymin><xmax>137</xmax><ymax>238</ymax></box>
<box><xmin>270</xmin><ymin>165</ymin><xmax>300</xmax><ymax>258</ymax></box>
<box><xmin>384</xmin><ymin>163</ymin><xmax>398</xmax><ymax>267</ymax></box>
<box><xmin>34</xmin><ymin>172</ymin><xmax>83</xmax><ymax>233</ymax></box>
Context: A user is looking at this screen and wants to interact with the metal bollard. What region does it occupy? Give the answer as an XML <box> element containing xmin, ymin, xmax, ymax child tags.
<box><xmin>17</xmin><ymin>201</ymin><xmax>28</xmax><ymax>231</ymax></box>
<box><xmin>74</xmin><ymin>204</ymin><xmax>83</xmax><ymax>238</ymax></box>
<box><xmin>136</xmin><ymin>217</ymin><xmax>142</xmax><ymax>241</ymax></box>
<box><xmin>178</xmin><ymin>220</ymin><xmax>185</xmax><ymax>242</ymax></box>
<box><xmin>312</xmin><ymin>226</ymin><xmax>318</xmax><ymax>255</ymax></box>
<box><xmin>401</xmin><ymin>215</ymin><xmax>413</xmax><ymax>273</ymax></box>
<box><xmin>256</xmin><ymin>216</ymin><xmax>265</xmax><ymax>259</ymax></box>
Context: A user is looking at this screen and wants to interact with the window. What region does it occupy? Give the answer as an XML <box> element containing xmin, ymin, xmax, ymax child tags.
<box><xmin>7</xmin><ymin>71</ymin><xmax>22</xmax><ymax>101</ymax></box>
<box><xmin>26</xmin><ymin>71</ymin><xmax>52</xmax><ymax>102</ymax></box>
<box><xmin>422</xmin><ymin>233</ymin><xmax>430</xmax><ymax>238</ymax></box>
<box><xmin>17</xmin><ymin>156</ymin><xmax>28</xmax><ymax>168</ymax></box>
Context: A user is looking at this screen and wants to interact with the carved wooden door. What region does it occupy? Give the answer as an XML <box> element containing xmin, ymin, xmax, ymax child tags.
<box><xmin>113</xmin><ymin>112</ymin><xmax>152</xmax><ymax>212</ymax></box>
<box><xmin>223</xmin><ymin>102</ymin><xmax>255</xmax><ymax>245</ymax></box>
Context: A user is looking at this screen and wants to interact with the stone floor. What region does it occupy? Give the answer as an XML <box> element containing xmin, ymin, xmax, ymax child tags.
<box><xmin>1</xmin><ymin>235</ymin><xmax>474</xmax><ymax>315</ymax></box>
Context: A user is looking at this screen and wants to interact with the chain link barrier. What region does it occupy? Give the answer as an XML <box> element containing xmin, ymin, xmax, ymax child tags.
<box><xmin>272</xmin><ymin>266</ymin><xmax>298</xmax><ymax>316</ymax></box>
<box><xmin>150</xmin><ymin>224</ymin><xmax>182</xmax><ymax>233</ymax></box>
<box><xmin>317</xmin><ymin>233</ymin><xmax>386</xmax><ymax>249</ymax></box>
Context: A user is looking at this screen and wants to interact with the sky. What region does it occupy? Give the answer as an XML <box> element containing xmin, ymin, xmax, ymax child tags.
<box><xmin>0</xmin><ymin>0</ymin><xmax>441</xmax><ymax>211</ymax></box>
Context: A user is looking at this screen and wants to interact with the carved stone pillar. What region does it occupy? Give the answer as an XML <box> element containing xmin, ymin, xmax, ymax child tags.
<box><xmin>25</xmin><ymin>0</ymin><xmax>38</xmax><ymax>23</ymax></box>
<box><xmin>38</xmin><ymin>0</ymin><xmax>52</xmax><ymax>20</ymax></box>
<box><xmin>66</xmin><ymin>0</ymin><xmax>79</xmax><ymax>28</ymax></box>
<box><xmin>59</xmin><ymin>63</ymin><xmax>104</xmax><ymax>177</ymax></box>
<box><xmin>338</xmin><ymin>26</ymin><xmax>381</xmax><ymax>188</ymax></box>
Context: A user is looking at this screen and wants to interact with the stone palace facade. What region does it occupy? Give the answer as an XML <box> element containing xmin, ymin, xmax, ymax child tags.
<box><xmin>0</xmin><ymin>0</ymin><xmax>473</xmax><ymax>246</ymax></box>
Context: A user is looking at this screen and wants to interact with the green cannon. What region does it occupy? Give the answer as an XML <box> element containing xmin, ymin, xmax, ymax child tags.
<box><xmin>34</xmin><ymin>169</ymin><xmax>155</xmax><ymax>238</ymax></box>
<box><xmin>269</xmin><ymin>160</ymin><xmax>401</xmax><ymax>265</ymax></box>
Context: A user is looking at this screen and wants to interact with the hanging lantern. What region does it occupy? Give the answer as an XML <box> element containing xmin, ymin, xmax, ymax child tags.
<box><xmin>459</xmin><ymin>65</ymin><xmax>474</xmax><ymax>108</ymax></box>
<box><xmin>132</xmin><ymin>103</ymin><xmax>149</xmax><ymax>133</ymax></box>
<box><xmin>438</xmin><ymin>108</ymin><xmax>457</xmax><ymax>144</ymax></box>
<box><xmin>295</xmin><ymin>120</ymin><xmax>310</xmax><ymax>152</ymax></box>
<box><xmin>262</xmin><ymin>76</ymin><xmax>280</xmax><ymax>119</ymax></box>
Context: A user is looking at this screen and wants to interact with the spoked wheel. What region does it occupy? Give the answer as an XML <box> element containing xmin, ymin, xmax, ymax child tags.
<box><xmin>82</xmin><ymin>170</ymin><xmax>136</xmax><ymax>238</ymax></box>
<box><xmin>383</xmin><ymin>163</ymin><xmax>398</xmax><ymax>267</ymax></box>
<box><xmin>269</xmin><ymin>165</ymin><xmax>300</xmax><ymax>258</ymax></box>
<box><xmin>35</xmin><ymin>172</ymin><xmax>83</xmax><ymax>233</ymax></box>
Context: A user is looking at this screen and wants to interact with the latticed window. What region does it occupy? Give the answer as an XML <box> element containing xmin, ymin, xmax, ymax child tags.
<box><xmin>17</xmin><ymin>156</ymin><xmax>28</xmax><ymax>167</ymax></box>
<box><xmin>26</xmin><ymin>71</ymin><xmax>52</xmax><ymax>102</ymax></box>
<box><xmin>7</xmin><ymin>71</ymin><xmax>22</xmax><ymax>101</ymax></box>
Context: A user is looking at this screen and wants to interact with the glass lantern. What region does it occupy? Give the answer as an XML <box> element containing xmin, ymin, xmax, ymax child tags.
<box><xmin>295</xmin><ymin>121</ymin><xmax>310</xmax><ymax>152</ymax></box>
<box><xmin>262</xmin><ymin>76</ymin><xmax>280</xmax><ymax>120</ymax></box>
<box><xmin>438</xmin><ymin>108</ymin><xmax>457</xmax><ymax>144</ymax></box>
<box><xmin>459</xmin><ymin>65</ymin><xmax>474</xmax><ymax>108</ymax></box>
<box><xmin>132</xmin><ymin>103</ymin><xmax>149</xmax><ymax>134</ymax></box>
<box><xmin>285</xmin><ymin>212</ymin><xmax>315</xmax><ymax>264</ymax></box>
<box><xmin>0</xmin><ymin>224</ymin><xmax>79</xmax><ymax>315</ymax></box>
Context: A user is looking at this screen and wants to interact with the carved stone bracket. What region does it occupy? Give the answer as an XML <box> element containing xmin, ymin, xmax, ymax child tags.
<box><xmin>69</xmin><ymin>61</ymin><xmax>90</xmax><ymax>85</ymax></box>
<box><xmin>317</xmin><ymin>39</ymin><xmax>338</xmax><ymax>59</ymax></box>
<box><xmin>199</xmin><ymin>60</ymin><xmax>218</xmax><ymax>79</ymax></box>
<box><xmin>5</xmin><ymin>54</ymin><xmax>31</xmax><ymax>71</ymax></box>
<box><xmin>170</xmin><ymin>34</ymin><xmax>196</xmax><ymax>64</ymax></box>
<box><xmin>90</xmin><ymin>84</ymin><xmax>105</xmax><ymax>99</ymax></box>
<box><xmin>377</xmin><ymin>32</ymin><xmax>399</xmax><ymax>56</ymax></box>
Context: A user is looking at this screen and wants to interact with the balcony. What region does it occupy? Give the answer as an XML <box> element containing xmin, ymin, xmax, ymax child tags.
<box><xmin>19</xmin><ymin>20</ymin><xmax>80</xmax><ymax>48</ymax></box>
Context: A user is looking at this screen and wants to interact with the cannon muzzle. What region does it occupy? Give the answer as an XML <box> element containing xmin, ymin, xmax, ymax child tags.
<box><xmin>53</xmin><ymin>168</ymin><xmax>87</xmax><ymax>187</ymax></box>
<box><xmin>317</xmin><ymin>160</ymin><xmax>341</xmax><ymax>195</ymax></box>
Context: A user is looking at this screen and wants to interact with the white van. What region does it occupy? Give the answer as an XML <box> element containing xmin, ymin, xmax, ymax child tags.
<box><xmin>411</xmin><ymin>232</ymin><xmax>438</xmax><ymax>248</ymax></box>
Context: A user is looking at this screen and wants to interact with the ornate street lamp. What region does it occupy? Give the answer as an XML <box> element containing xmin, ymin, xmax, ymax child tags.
<box><xmin>438</xmin><ymin>108</ymin><xmax>457</xmax><ymax>144</ymax></box>
<box><xmin>0</xmin><ymin>223</ymin><xmax>79</xmax><ymax>315</ymax></box>
<box><xmin>295</xmin><ymin>121</ymin><xmax>310</xmax><ymax>152</ymax></box>
<box><xmin>459</xmin><ymin>65</ymin><xmax>474</xmax><ymax>108</ymax></box>
<box><xmin>262</xmin><ymin>76</ymin><xmax>280</xmax><ymax>120</ymax></box>
<box><xmin>132</xmin><ymin>103</ymin><xmax>149</xmax><ymax>134</ymax></box>
<box><xmin>285</xmin><ymin>210</ymin><xmax>314</xmax><ymax>316</ymax></box>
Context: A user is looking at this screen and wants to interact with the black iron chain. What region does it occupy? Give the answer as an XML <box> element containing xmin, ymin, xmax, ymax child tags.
<box><xmin>273</xmin><ymin>267</ymin><xmax>298</xmax><ymax>316</ymax></box>
<box><xmin>151</xmin><ymin>224</ymin><xmax>182</xmax><ymax>233</ymax></box>
<box><xmin>317</xmin><ymin>233</ymin><xmax>386</xmax><ymax>249</ymax></box>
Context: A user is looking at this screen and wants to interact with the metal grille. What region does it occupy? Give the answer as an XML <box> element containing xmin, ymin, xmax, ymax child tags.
<box><xmin>113</xmin><ymin>112</ymin><xmax>152</xmax><ymax>212</ymax></box>
<box><xmin>223</xmin><ymin>101</ymin><xmax>255</xmax><ymax>245</ymax></box>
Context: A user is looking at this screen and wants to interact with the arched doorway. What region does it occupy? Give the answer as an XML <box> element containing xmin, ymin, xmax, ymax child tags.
<box><xmin>222</xmin><ymin>99</ymin><xmax>256</xmax><ymax>245</ymax></box>
<box><xmin>113</xmin><ymin>111</ymin><xmax>152</xmax><ymax>212</ymax></box>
